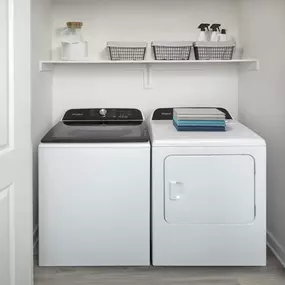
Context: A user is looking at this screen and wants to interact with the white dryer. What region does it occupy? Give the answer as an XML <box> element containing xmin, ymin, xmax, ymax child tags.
<box><xmin>149</xmin><ymin>108</ymin><xmax>266</xmax><ymax>266</ymax></box>
<box><xmin>39</xmin><ymin>108</ymin><xmax>150</xmax><ymax>266</ymax></box>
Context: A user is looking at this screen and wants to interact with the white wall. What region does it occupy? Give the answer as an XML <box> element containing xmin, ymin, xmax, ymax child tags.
<box><xmin>52</xmin><ymin>0</ymin><xmax>240</xmax><ymax>60</ymax></box>
<box><xmin>239</xmin><ymin>0</ymin><xmax>285</xmax><ymax>266</ymax></box>
<box><xmin>31</xmin><ymin>0</ymin><xmax>53</xmax><ymax>247</ymax></box>
<box><xmin>50</xmin><ymin>0</ymin><xmax>240</xmax><ymax>122</ymax></box>
<box><xmin>52</xmin><ymin>64</ymin><xmax>239</xmax><ymax>123</ymax></box>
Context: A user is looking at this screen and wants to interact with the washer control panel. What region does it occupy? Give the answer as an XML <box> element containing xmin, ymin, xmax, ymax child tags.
<box><xmin>99</xmin><ymin>109</ymin><xmax>108</xmax><ymax>117</ymax></box>
<box><xmin>63</xmin><ymin>108</ymin><xmax>144</xmax><ymax>122</ymax></box>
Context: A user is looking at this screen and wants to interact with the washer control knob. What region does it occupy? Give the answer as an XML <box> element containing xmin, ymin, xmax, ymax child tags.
<box><xmin>99</xmin><ymin>109</ymin><xmax>107</xmax><ymax>117</ymax></box>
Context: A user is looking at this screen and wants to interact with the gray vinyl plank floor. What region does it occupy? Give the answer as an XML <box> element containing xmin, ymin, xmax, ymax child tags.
<box><xmin>34</xmin><ymin>249</ymin><xmax>285</xmax><ymax>285</ymax></box>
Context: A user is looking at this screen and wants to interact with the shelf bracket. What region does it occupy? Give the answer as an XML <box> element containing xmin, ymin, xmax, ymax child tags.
<box><xmin>247</xmin><ymin>60</ymin><xmax>260</xmax><ymax>71</ymax></box>
<box><xmin>239</xmin><ymin>60</ymin><xmax>260</xmax><ymax>72</ymax></box>
<box><xmin>39</xmin><ymin>62</ymin><xmax>53</xmax><ymax>72</ymax></box>
<box><xmin>254</xmin><ymin>60</ymin><xmax>260</xmax><ymax>71</ymax></box>
<box><xmin>143</xmin><ymin>64</ymin><xmax>152</xmax><ymax>90</ymax></box>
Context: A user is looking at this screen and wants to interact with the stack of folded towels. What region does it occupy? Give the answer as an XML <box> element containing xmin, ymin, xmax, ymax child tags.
<box><xmin>173</xmin><ymin>108</ymin><xmax>226</xmax><ymax>132</ymax></box>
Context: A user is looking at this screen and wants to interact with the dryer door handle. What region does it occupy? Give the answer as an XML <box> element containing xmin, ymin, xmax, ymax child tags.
<box><xmin>169</xmin><ymin>181</ymin><xmax>183</xmax><ymax>201</ymax></box>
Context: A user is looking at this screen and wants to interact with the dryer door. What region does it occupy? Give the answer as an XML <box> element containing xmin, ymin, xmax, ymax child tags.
<box><xmin>164</xmin><ymin>155</ymin><xmax>255</xmax><ymax>224</ymax></box>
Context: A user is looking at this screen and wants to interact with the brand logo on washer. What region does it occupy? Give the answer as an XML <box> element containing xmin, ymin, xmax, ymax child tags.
<box><xmin>72</xmin><ymin>113</ymin><xmax>84</xmax><ymax>116</ymax></box>
<box><xmin>161</xmin><ymin>112</ymin><xmax>172</xmax><ymax>116</ymax></box>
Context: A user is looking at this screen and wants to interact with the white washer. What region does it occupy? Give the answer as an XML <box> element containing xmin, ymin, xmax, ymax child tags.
<box><xmin>39</xmin><ymin>108</ymin><xmax>150</xmax><ymax>266</ymax></box>
<box><xmin>149</xmin><ymin>108</ymin><xmax>266</xmax><ymax>266</ymax></box>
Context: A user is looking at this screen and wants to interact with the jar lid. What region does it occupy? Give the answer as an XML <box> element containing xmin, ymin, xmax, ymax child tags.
<box><xmin>66</xmin><ymin>22</ymin><xmax>83</xmax><ymax>29</ymax></box>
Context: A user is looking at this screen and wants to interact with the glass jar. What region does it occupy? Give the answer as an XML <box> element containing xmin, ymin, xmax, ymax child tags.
<box><xmin>61</xmin><ymin>22</ymin><xmax>88</xmax><ymax>61</ymax></box>
<box><xmin>62</xmin><ymin>22</ymin><xmax>84</xmax><ymax>44</ymax></box>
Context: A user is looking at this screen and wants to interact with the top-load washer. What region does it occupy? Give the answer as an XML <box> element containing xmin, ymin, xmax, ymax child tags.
<box><xmin>149</xmin><ymin>108</ymin><xmax>266</xmax><ymax>266</ymax></box>
<box><xmin>39</xmin><ymin>108</ymin><xmax>150</xmax><ymax>266</ymax></box>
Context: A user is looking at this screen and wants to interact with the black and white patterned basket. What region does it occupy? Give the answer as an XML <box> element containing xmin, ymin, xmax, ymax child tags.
<box><xmin>194</xmin><ymin>41</ymin><xmax>235</xmax><ymax>60</ymax></box>
<box><xmin>107</xmin><ymin>42</ymin><xmax>147</xmax><ymax>61</ymax></box>
<box><xmin>152</xmin><ymin>41</ymin><xmax>193</xmax><ymax>60</ymax></box>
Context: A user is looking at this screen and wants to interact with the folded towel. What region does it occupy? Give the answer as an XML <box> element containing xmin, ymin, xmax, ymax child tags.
<box><xmin>174</xmin><ymin>115</ymin><xmax>226</xmax><ymax>121</ymax></box>
<box><xmin>174</xmin><ymin>108</ymin><xmax>226</xmax><ymax>117</ymax></box>
<box><xmin>173</xmin><ymin>121</ymin><xmax>226</xmax><ymax>132</ymax></box>
<box><xmin>174</xmin><ymin>109</ymin><xmax>226</xmax><ymax>123</ymax></box>
<box><xmin>173</xmin><ymin>118</ymin><xmax>226</xmax><ymax>127</ymax></box>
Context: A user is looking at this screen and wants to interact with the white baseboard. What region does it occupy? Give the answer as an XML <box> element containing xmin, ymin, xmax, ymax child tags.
<box><xmin>33</xmin><ymin>225</ymin><xmax>39</xmax><ymax>255</ymax></box>
<box><xmin>267</xmin><ymin>231</ymin><xmax>285</xmax><ymax>268</ymax></box>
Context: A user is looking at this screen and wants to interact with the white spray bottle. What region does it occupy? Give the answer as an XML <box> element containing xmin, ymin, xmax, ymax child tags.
<box><xmin>197</xmin><ymin>23</ymin><xmax>210</xmax><ymax>42</ymax></box>
<box><xmin>210</xmin><ymin>24</ymin><xmax>221</xmax><ymax>42</ymax></box>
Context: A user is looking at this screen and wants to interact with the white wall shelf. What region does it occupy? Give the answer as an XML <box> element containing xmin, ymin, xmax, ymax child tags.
<box><xmin>40</xmin><ymin>59</ymin><xmax>259</xmax><ymax>72</ymax></box>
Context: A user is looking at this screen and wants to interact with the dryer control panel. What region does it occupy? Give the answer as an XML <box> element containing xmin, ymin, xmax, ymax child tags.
<box><xmin>152</xmin><ymin>107</ymin><xmax>232</xmax><ymax>120</ymax></box>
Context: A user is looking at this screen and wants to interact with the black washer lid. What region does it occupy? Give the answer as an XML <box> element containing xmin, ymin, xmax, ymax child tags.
<box><xmin>152</xmin><ymin>107</ymin><xmax>232</xmax><ymax>120</ymax></box>
<box><xmin>41</xmin><ymin>108</ymin><xmax>149</xmax><ymax>143</ymax></box>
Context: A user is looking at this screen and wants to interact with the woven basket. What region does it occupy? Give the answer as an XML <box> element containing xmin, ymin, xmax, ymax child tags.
<box><xmin>107</xmin><ymin>42</ymin><xmax>147</xmax><ymax>61</ymax></box>
<box><xmin>194</xmin><ymin>41</ymin><xmax>235</xmax><ymax>60</ymax></box>
<box><xmin>152</xmin><ymin>41</ymin><xmax>193</xmax><ymax>60</ymax></box>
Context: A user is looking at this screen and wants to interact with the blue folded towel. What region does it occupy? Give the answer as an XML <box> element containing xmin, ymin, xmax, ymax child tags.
<box><xmin>173</xmin><ymin>119</ymin><xmax>226</xmax><ymax>127</ymax></box>
<box><xmin>173</xmin><ymin>121</ymin><xmax>226</xmax><ymax>132</ymax></box>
